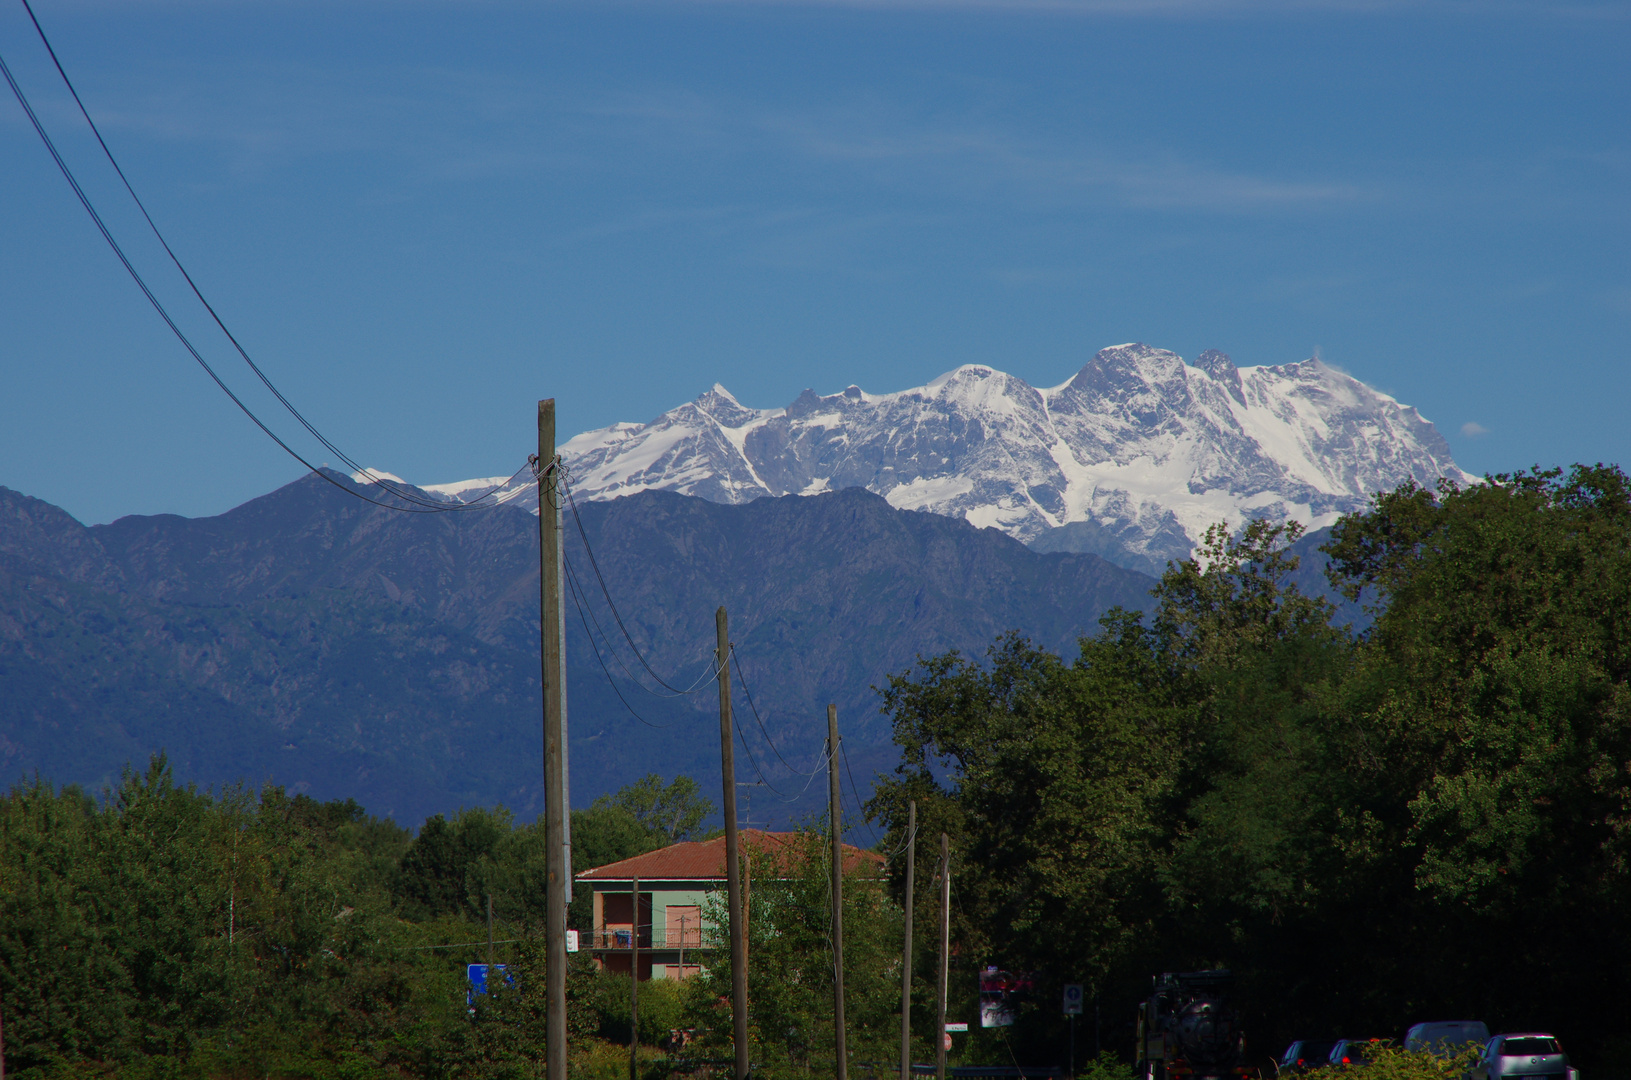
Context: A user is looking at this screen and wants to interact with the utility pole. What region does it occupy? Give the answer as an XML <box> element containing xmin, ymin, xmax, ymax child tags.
<box><xmin>829</xmin><ymin>704</ymin><xmax>848</xmax><ymax>1080</ymax></box>
<box><xmin>717</xmin><ymin>607</ymin><xmax>750</xmax><ymax>1080</ymax></box>
<box><xmin>936</xmin><ymin>833</ymin><xmax>950</xmax><ymax>1080</ymax></box>
<box><xmin>486</xmin><ymin>894</ymin><xmax>495</xmax><ymax>969</ymax></box>
<box><xmin>900</xmin><ymin>800</ymin><xmax>916</xmax><ymax>1080</ymax></box>
<box><xmin>630</xmin><ymin>876</ymin><xmax>640</xmax><ymax>1080</ymax></box>
<box><xmin>539</xmin><ymin>399</ymin><xmax>570</xmax><ymax>1080</ymax></box>
<box><xmin>736</xmin><ymin>780</ymin><xmax>765</xmax><ymax>832</ymax></box>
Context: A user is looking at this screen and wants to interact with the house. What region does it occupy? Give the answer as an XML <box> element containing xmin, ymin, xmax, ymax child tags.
<box><xmin>576</xmin><ymin>829</ymin><xmax>884</xmax><ymax>980</ymax></box>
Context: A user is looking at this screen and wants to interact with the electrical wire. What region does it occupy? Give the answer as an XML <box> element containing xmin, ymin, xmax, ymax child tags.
<box><xmin>9</xmin><ymin>8</ymin><xmax>918</xmax><ymax>854</ymax></box>
<box><xmin>557</xmin><ymin>470</ymin><xmax>732</xmax><ymax>704</ymax></box>
<box><xmin>6</xmin><ymin>6</ymin><xmax>516</xmax><ymax>514</ymax></box>
<box><xmin>840</xmin><ymin>739</ymin><xmax>882</xmax><ymax>848</ymax></box>
<box><xmin>730</xmin><ymin>645</ymin><xmax>811</xmax><ymax>776</ymax></box>
<box><xmin>0</xmin><ymin>49</ymin><xmax>445</xmax><ymax>515</ymax></box>
<box><xmin>731</xmin><ymin>712</ymin><xmax>795</xmax><ymax>800</ymax></box>
<box><xmin>734</xmin><ymin>715</ymin><xmax>835</xmax><ymax>804</ymax></box>
<box><xmin>562</xmin><ymin>548</ymin><xmax>677</xmax><ymax>730</ymax></box>
<box><xmin>562</xmin><ymin>476</ymin><xmax>720</xmax><ymax>696</ymax></box>
<box><xmin>733</xmin><ymin>642</ymin><xmax>889</xmax><ymax>838</ymax></box>
<box><xmin>562</xmin><ymin>517</ymin><xmax>723</xmax><ymax>701</ymax></box>
<box><xmin>882</xmin><ymin>820</ymin><xmax>919</xmax><ymax>863</ymax></box>
<box><xmin>723</xmin><ymin>645</ymin><xmax>839</xmax><ymax>809</ymax></box>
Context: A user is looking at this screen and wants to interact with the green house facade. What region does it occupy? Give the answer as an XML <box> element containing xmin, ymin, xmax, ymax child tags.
<box><xmin>576</xmin><ymin>829</ymin><xmax>880</xmax><ymax>981</ymax></box>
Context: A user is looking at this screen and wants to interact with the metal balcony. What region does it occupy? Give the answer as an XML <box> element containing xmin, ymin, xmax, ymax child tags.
<box><xmin>585</xmin><ymin>926</ymin><xmax>708</xmax><ymax>950</ymax></box>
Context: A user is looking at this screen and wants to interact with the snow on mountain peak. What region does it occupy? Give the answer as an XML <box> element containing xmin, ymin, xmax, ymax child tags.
<box><xmin>433</xmin><ymin>344</ymin><xmax>1475</xmax><ymax>573</ymax></box>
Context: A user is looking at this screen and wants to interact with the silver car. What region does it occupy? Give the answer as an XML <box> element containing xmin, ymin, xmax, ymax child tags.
<box><xmin>1472</xmin><ymin>1034</ymin><xmax>1576</xmax><ymax>1080</ymax></box>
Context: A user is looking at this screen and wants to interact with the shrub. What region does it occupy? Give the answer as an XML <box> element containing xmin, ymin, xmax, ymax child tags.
<box><xmin>1331</xmin><ymin>1044</ymin><xmax>1482</xmax><ymax>1080</ymax></box>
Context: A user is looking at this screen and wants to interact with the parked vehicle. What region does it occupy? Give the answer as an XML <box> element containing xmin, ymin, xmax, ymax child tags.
<box><xmin>1407</xmin><ymin>1022</ymin><xmax>1491</xmax><ymax>1055</ymax></box>
<box><xmin>1278</xmin><ymin>1041</ymin><xmax>1337</xmax><ymax>1073</ymax></box>
<box><xmin>1472</xmin><ymin>1034</ymin><xmax>1573</xmax><ymax>1080</ymax></box>
<box><xmin>1136</xmin><ymin>970</ymin><xmax>1247</xmax><ymax>1080</ymax></box>
<box><xmin>1328</xmin><ymin>1040</ymin><xmax>1382</xmax><ymax>1067</ymax></box>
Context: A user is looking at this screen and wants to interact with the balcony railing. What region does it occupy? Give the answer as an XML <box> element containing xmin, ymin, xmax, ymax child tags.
<box><xmin>586</xmin><ymin>926</ymin><xmax>708</xmax><ymax>951</ymax></box>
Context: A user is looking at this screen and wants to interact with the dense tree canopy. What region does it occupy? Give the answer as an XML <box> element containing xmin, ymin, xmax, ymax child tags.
<box><xmin>7</xmin><ymin>464</ymin><xmax>1631</xmax><ymax>1078</ymax></box>
<box><xmin>0</xmin><ymin>766</ymin><xmax>715</xmax><ymax>1080</ymax></box>
<box><xmin>869</xmin><ymin>467</ymin><xmax>1631</xmax><ymax>1073</ymax></box>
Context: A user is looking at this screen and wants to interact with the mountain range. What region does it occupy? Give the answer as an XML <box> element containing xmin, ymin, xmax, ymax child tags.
<box><xmin>422</xmin><ymin>343</ymin><xmax>1473</xmax><ymax>575</ymax></box>
<box><xmin>0</xmin><ymin>475</ymin><xmax>1154</xmax><ymax>826</ymax></box>
<box><xmin>2</xmin><ymin>343</ymin><xmax>1465</xmax><ymax>825</ymax></box>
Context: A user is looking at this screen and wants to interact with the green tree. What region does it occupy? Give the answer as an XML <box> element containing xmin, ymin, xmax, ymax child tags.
<box><xmin>687</xmin><ymin>827</ymin><xmax>902</xmax><ymax>1075</ymax></box>
<box><xmin>1321</xmin><ymin>464</ymin><xmax>1631</xmax><ymax>1059</ymax></box>
<box><xmin>606</xmin><ymin>773</ymin><xmax>715</xmax><ymax>846</ymax></box>
<box><xmin>870</xmin><ymin>517</ymin><xmax>1359</xmax><ymax>1061</ymax></box>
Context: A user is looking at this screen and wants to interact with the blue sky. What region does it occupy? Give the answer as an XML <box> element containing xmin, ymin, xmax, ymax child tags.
<box><xmin>2</xmin><ymin>0</ymin><xmax>1626</xmax><ymax>525</ymax></box>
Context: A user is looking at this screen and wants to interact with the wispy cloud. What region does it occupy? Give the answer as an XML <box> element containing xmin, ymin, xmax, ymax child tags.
<box><xmin>761</xmin><ymin>113</ymin><xmax>1374</xmax><ymax>211</ymax></box>
<box><xmin>1461</xmin><ymin>421</ymin><xmax>1490</xmax><ymax>437</ymax></box>
<box><xmin>585</xmin><ymin>88</ymin><xmax>1384</xmax><ymax>216</ymax></box>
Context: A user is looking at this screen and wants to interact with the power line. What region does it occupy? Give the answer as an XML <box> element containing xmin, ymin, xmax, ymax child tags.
<box><xmin>839</xmin><ymin>739</ymin><xmax>882</xmax><ymax>849</ymax></box>
<box><xmin>731</xmin><ymin>712</ymin><xmax>793</xmax><ymax>799</ymax></box>
<box><xmin>726</xmin><ymin>645</ymin><xmax>842</xmax><ymax>809</ymax></box>
<box><xmin>4</xmin><ymin>7</ymin><xmax>515</xmax><ymax>514</ymax></box>
<box><xmin>731</xmin><ymin>646</ymin><xmax>808</xmax><ymax>775</ymax></box>
<box><xmin>561</xmin><ymin>513</ymin><xmax>722</xmax><ymax>702</ymax></box>
<box><xmin>733</xmin><ymin>714</ymin><xmax>835</xmax><ymax>804</ymax></box>
<box><xmin>561</xmin><ymin>548</ymin><xmax>679</xmax><ymax>730</ymax></box>
<box><xmin>881</xmin><ymin>819</ymin><xmax>919</xmax><ymax>863</ymax></box>
<box><xmin>562</xmin><ymin>476</ymin><xmax>721</xmax><ymax>695</ymax></box>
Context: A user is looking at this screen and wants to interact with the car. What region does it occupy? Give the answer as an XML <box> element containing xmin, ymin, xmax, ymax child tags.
<box><xmin>1278</xmin><ymin>1041</ymin><xmax>1338</xmax><ymax>1073</ymax></box>
<box><xmin>1408</xmin><ymin>1022</ymin><xmax>1491</xmax><ymax>1056</ymax></box>
<box><xmin>1329</xmin><ymin>1040</ymin><xmax>1383</xmax><ymax>1067</ymax></box>
<box><xmin>1472</xmin><ymin>1033</ymin><xmax>1574</xmax><ymax>1080</ymax></box>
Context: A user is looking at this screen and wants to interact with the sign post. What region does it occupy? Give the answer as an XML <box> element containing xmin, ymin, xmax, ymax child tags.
<box><xmin>1063</xmin><ymin>984</ymin><xmax>1084</xmax><ymax>1078</ymax></box>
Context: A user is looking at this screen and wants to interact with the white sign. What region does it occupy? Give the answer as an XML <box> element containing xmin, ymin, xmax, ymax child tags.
<box><xmin>945</xmin><ymin>1022</ymin><xmax>970</xmax><ymax>1033</ymax></box>
<box><xmin>1063</xmin><ymin>984</ymin><xmax>1084</xmax><ymax>1015</ymax></box>
<box><xmin>566</xmin><ymin>929</ymin><xmax>580</xmax><ymax>953</ymax></box>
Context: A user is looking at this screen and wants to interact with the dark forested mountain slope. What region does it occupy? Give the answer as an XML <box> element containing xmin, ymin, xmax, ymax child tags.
<box><xmin>0</xmin><ymin>474</ymin><xmax>1154</xmax><ymax>825</ymax></box>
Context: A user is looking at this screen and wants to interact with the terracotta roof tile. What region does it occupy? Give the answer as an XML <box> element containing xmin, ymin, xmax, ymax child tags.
<box><xmin>577</xmin><ymin>829</ymin><xmax>884</xmax><ymax>882</ymax></box>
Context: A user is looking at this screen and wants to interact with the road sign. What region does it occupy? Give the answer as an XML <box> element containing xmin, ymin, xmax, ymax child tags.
<box><xmin>945</xmin><ymin>1022</ymin><xmax>970</xmax><ymax>1032</ymax></box>
<box><xmin>467</xmin><ymin>963</ymin><xmax>513</xmax><ymax>1006</ymax></box>
<box><xmin>1063</xmin><ymin>984</ymin><xmax>1084</xmax><ymax>1015</ymax></box>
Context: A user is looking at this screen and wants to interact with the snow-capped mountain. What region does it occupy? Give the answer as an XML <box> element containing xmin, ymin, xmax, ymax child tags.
<box><xmin>412</xmin><ymin>344</ymin><xmax>1474</xmax><ymax>573</ymax></box>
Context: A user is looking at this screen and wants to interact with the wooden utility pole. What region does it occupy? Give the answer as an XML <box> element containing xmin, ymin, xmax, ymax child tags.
<box><xmin>539</xmin><ymin>399</ymin><xmax>570</xmax><ymax>1080</ymax></box>
<box><xmin>716</xmin><ymin>607</ymin><xmax>750</xmax><ymax>1080</ymax></box>
<box><xmin>900</xmin><ymin>800</ymin><xmax>917</xmax><ymax>1080</ymax></box>
<box><xmin>486</xmin><ymin>894</ymin><xmax>495</xmax><ymax>969</ymax></box>
<box><xmin>829</xmin><ymin>704</ymin><xmax>848</xmax><ymax>1080</ymax></box>
<box><xmin>630</xmin><ymin>876</ymin><xmax>640</xmax><ymax>1080</ymax></box>
<box><xmin>936</xmin><ymin>833</ymin><xmax>950</xmax><ymax>1080</ymax></box>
